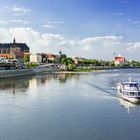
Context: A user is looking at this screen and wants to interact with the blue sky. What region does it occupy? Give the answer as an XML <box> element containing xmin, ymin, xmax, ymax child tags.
<box><xmin>0</xmin><ymin>0</ymin><xmax>140</xmax><ymax>59</ymax></box>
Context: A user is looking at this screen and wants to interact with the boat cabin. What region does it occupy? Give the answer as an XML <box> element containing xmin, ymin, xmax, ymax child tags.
<box><xmin>123</xmin><ymin>82</ymin><xmax>139</xmax><ymax>89</ymax></box>
<box><xmin>121</xmin><ymin>82</ymin><xmax>140</xmax><ymax>96</ymax></box>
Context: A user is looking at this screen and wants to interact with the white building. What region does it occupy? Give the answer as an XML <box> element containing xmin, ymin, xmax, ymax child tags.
<box><xmin>30</xmin><ymin>54</ymin><xmax>42</xmax><ymax>63</ymax></box>
<box><xmin>30</xmin><ymin>53</ymin><xmax>48</xmax><ymax>63</ymax></box>
<box><xmin>114</xmin><ymin>55</ymin><xmax>126</xmax><ymax>66</ymax></box>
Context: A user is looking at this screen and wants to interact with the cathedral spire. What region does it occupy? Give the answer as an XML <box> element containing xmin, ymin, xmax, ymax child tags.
<box><xmin>13</xmin><ymin>38</ymin><xmax>16</xmax><ymax>44</ymax></box>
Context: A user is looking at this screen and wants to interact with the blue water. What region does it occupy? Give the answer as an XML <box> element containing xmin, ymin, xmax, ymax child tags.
<box><xmin>0</xmin><ymin>69</ymin><xmax>140</xmax><ymax>140</ymax></box>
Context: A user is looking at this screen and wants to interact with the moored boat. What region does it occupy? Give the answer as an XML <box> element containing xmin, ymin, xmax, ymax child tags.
<box><xmin>117</xmin><ymin>78</ymin><xmax>140</xmax><ymax>104</ymax></box>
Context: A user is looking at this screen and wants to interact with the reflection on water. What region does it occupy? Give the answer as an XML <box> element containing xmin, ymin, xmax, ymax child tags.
<box><xmin>0</xmin><ymin>73</ymin><xmax>78</xmax><ymax>94</ymax></box>
<box><xmin>0</xmin><ymin>77</ymin><xmax>31</xmax><ymax>94</ymax></box>
<box><xmin>29</xmin><ymin>73</ymin><xmax>79</xmax><ymax>87</ymax></box>
<box><xmin>118</xmin><ymin>98</ymin><xmax>140</xmax><ymax>113</ymax></box>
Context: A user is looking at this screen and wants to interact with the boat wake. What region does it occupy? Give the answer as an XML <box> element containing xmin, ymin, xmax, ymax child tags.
<box><xmin>86</xmin><ymin>81</ymin><xmax>117</xmax><ymax>98</ymax></box>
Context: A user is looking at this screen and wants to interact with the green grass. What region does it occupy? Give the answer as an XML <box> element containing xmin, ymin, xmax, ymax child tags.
<box><xmin>74</xmin><ymin>68</ymin><xmax>97</xmax><ymax>72</ymax></box>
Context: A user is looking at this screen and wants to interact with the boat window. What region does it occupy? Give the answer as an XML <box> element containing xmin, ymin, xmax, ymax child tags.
<box><xmin>125</xmin><ymin>84</ymin><xmax>129</xmax><ymax>87</ymax></box>
<box><xmin>130</xmin><ymin>92</ymin><xmax>135</xmax><ymax>96</ymax></box>
<box><xmin>130</xmin><ymin>84</ymin><xmax>138</xmax><ymax>87</ymax></box>
<box><xmin>124</xmin><ymin>91</ymin><xmax>129</xmax><ymax>95</ymax></box>
<box><xmin>124</xmin><ymin>83</ymin><xmax>138</xmax><ymax>88</ymax></box>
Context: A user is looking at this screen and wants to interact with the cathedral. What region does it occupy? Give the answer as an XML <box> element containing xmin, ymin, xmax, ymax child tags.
<box><xmin>0</xmin><ymin>38</ymin><xmax>30</xmax><ymax>59</ymax></box>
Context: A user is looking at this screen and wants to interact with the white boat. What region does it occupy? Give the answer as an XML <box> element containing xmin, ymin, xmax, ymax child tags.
<box><xmin>117</xmin><ymin>78</ymin><xmax>140</xmax><ymax>104</ymax></box>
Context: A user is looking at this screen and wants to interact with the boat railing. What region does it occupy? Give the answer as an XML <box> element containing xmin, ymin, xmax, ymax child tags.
<box><xmin>123</xmin><ymin>88</ymin><xmax>140</xmax><ymax>92</ymax></box>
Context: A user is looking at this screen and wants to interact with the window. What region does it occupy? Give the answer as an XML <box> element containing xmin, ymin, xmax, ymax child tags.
<box><xmin>124</xmin><ymin>92</ymin><xmax>129</xmax><ymax>95</ymax></box>
<box><xmin>130</xmin><ymin>92</ymin><xmax>135</xmax><ymax>96</ymax></box>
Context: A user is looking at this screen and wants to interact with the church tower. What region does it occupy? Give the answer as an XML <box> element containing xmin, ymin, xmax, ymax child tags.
<box><xmin>13</xmin><ymin>38</ymin><xmax>16</xmax><ymax>44</ymax></box>
<box><xmin>10</xmin><ymin>38</ymin><xmax>20</xmax><ymax>53</ymax></box>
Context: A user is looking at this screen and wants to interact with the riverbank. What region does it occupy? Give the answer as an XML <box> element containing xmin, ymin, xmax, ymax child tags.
<box><xmin>90</xmin><ymin>66</ymin><xmax>140</xmax><ymax>70</ymax></box>
<box><xmin>74</xmin><ymin>66</ymin><xmax>140</xmax><ymax>71</ymax></box>
<box><xmin>0</xmin><ymin>69</ymin><xmax>34</xmax><ymax>78</ymax></box>
<box><xmin>54</xmin><ymin>66</ymin><xmax>140</xmax><ymax>74</ymax></box>
<box><xmin>0</xmin><ymin>66</ymin><xmax>140</xmax><ymax>79</ymax></box>
<box><xmin>0</xmin><ymin>66</ymin><xmax>57</xmax><ymax>78</ymax></box>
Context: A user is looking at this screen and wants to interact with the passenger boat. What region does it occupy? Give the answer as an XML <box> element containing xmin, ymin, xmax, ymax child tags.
<box><xmin>117</xmin><ymin>78</ymin><xmax>140</xmax><ymax>104</ymax></box>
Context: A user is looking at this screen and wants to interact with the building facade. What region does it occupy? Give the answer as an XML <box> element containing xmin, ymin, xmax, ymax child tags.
<box><xmin>114</xmin><ymin>55</ymin><xmax>126</xmax><ymax>66</ymax></box>
<box><xmin>30</xmin><ymin>53</ymin><xmax>48</xmax><ymax>63</ymax></box>
<box><xmin>0</xmin><ymin>38</ymin><xmax>30</xmax><ymax>59</ymax></box>
<box><xmin>47</xmin><ymin>53</ymin><xmax>60</xmax><ymax>63</ymax></box>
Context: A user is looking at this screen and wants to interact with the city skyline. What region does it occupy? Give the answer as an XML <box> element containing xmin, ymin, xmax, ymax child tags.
<box><xmin>0</xmin><ymin>0</ymin><xmax>140</xmax><ymax>59</ymax></box>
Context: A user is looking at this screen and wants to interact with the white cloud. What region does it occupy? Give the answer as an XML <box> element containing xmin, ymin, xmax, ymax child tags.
<box><xmin>123</xmin><ymin>42</ymin><xmax>140</xmax><ymax>59</ymax></box>
<box><xmin>0</xmin><ymin>20</ymin><xmax>7</xmax><ymax>24</ymax></box>
<box><xmin>79</xmin><ymin>36</ymin><xmax>122</xmax><ymax>50</ymax></box>
<box><xmin>0</xmin><ymin>27</ymin><xmax>65</xmax><ymax>53</ymax></box>
<box><xmin>43</xmin><ymin>24</ymin><xmax>54</xmax><ymax>28</ymax></box>
<box><xmin>43</xmin><ymin>21</ymin><xmax>64</xmax><ymax>28</ymax></box>
<box><xmin>47</xmin><ymin>21</ymin><xmax>64</xmax><ymax>24</ymax></box>
<box><xmin>10</xmin><ymin>19</ymin><xmax>30</xmax><ymax>24</ymax></box>
<box><xmin>127</xmin><ymin>18</ymin><xmax>140</xmax><ymax>26</ymax></box>
<box><xmin>0</xmin><ymin>19</ymin><xmax>30</xmax><ymax>25</ymax></box>
<box><xmin>126</xmin><ymin>42</ymin><xmax>140</xmax><ymax>50</ymax></box>
<box><xmin>0</xmin><ymin>27</ymin><xmax>139</xmax><ymax>59</ymax></box>
<box><xmin>4</xmin><ymin>5</ymin><xmax>31</xmax><ymax>15</ymax></box>
<box><xmin>77</xmin><ymin>36</ymin><xmax>123</xmax><ymax>58</ymax></box>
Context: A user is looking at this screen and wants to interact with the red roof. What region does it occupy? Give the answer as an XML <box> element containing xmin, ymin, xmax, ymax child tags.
<box><xmin>0</xmin><ymin>54</ymin><xmax>13</xmax><ymax>57</ymax></box>
<box><xmin>46</xmin><ymin>53</ymin><xmax>59</xmax><ymax>58</ymax></box>
<box><xmin>115</xmin><ymin>56</ymin><xmax>125</xmax><ymax>62</ymax></box>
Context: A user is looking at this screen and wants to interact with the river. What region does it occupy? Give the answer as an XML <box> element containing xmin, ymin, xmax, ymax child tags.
<box><xmin>0</xmin><ymin>69</ymin><xmax>140</xmax><ymax>140</ymax></box>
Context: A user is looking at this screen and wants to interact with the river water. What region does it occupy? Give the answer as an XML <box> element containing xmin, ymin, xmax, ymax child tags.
<box><xmin>0</xmin><ymin>69</ymin><xmax>140</xmax><ymax>140</ymax></box>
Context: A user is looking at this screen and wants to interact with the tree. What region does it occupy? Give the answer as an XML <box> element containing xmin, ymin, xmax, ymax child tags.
<box><xmin>68</xmin><ymin>64</ymin><xmax>76</xmax><ymax>71</ymax></box>
<box><xmin>61</xmin><ymin>58</ymin><xmax>67</xmax><ymax>65</ymax></box>
<box><xmin>24</xmin><ymin>54</ymin><xmax>30</xmax><ymax>63</ymax></box>
<box><xmin>110</xmin><ymin>61</ymin><xmax>115</xmax><ymax>67</ymax></box>
<box><xmin>66</xmin><ymin>57</ymin><xmax>74</xmax><ymax>65</ymax></box>
<box><xmin>59</xmin><ymin>54</ymin><xmax>67</xmax><ymax>62</ymax></box>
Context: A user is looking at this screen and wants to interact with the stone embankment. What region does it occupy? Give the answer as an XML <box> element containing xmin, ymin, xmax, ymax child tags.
<box><xmin>0</xmin><ymin>65</ymin><xmax>59</xmax><ymax>78</ymax></box>
<box><xmin>0</xmin><ymin>69</ymin><xmax>34</xmax><ymax>78</ymax></box>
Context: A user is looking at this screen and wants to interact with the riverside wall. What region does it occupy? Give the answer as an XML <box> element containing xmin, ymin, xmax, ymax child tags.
<box><xmin>0</xmin><ymin>66</ymin><xmax>139</xmax><ymax>79</ymax></box>
<box><xmin>0</xmin><ymin>69</ymin><xmax>34</xmax><ymax>78</ymax></box>
<box><xmin>0</xmin><ymin>65</ymin><xmax>59</xmax><ymax>78</ymax></box>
